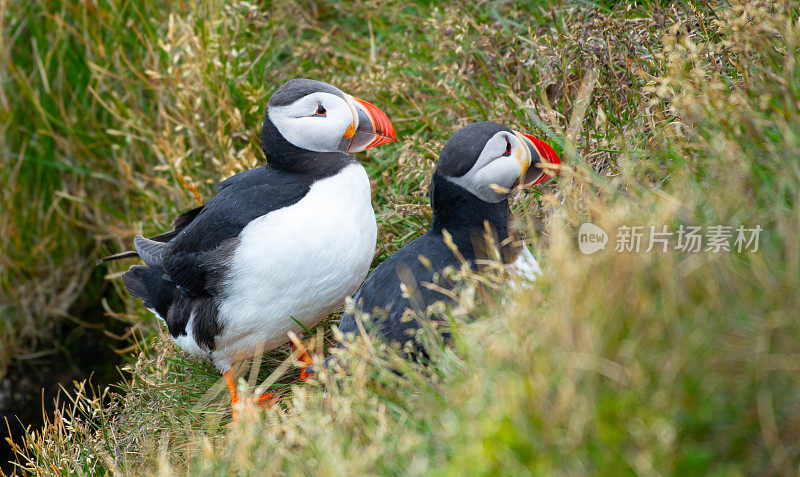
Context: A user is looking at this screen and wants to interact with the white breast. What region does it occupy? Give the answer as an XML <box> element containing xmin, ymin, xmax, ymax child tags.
<box><xmin>211</xmin><ymin>163</ymin><xmax>377</xmax><ymax>369</ymax></box>
<box><xmin>507</xmin><ymin>244</ymin><xmax>541</xmax><ymax>283</ymax></box>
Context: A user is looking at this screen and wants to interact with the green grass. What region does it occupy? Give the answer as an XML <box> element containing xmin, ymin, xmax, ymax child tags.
<box><xmin>3</xmin><ymin>0</ymin><xmax>800</xmax><ymax>474</ymax></box>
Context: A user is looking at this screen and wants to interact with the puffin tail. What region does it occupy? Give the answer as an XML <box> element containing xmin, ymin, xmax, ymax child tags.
<box><xmin>121</xmin><ymin>265</ymin><xmax>174</xmax><ymax>317</ymax></box>
<box><xmin>97</xmin><ymin>250</ymin><xmax>139</xmax><ymax>264</ymax></box>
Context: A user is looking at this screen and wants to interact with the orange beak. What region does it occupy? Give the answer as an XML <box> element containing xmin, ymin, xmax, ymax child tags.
<box><xmin>518</xmin><ymin>132</ymin><xmax>561</xmax><ymax>187</ymax></box>
<box><xmin>341</xmin><ymin>96</ymin><xmax>397</xmax><ymax>153</ymax></box>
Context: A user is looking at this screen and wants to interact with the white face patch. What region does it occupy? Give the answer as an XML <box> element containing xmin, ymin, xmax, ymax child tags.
<box><xmin>446</xmin><ymin>131</ymin><xmax>530</xmax><ymax>203</ymax></box>
<box><xmin>268</xmin><ymin>92</ymin><xmax>355</xmax><ymax>152</ymax></box>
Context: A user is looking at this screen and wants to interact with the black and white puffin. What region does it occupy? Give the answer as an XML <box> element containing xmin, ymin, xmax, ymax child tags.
<box><xmin>334</xmin><ymin>122</ymin><xmax>559</xmax><ymax>358</ymax></box>
<box><xmin>102</xmin><ymin>79</ymin><xmax>396</xmax><ymax>411</ymax></box>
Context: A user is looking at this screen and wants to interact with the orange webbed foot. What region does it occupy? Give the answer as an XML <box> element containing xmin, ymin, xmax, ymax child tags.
<box><xmin>255</xmin><ymin>392</ymin><xmax>278</xmax><ymax>407</ymax></box>
<box><xmin>224</xmin><ymin>369</ymin><xmax>279</xmax><ymax>420</ymax></box>
<box><xmin>289</xmin><ymin>332</ymin><xmax>316</xmax><ymax>380</ymax></box>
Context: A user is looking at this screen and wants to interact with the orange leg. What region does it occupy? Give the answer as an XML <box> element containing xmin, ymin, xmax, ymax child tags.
<box><xmin>223</xmin><ymin>368</ymin><xmax>277</xmax><ymax>419</ymax></box>
<box><xmin>290</xmin><ymin>336</ymin><xmax>315</xmax><ymax>380</ymax></box>
<box><xmin>223</xmin><ymin>335</ymin><xmax>316</xmax><ymax>419</ymax></box>
<box><xmin>223</xmin><ymin>368</ymin><xmax>239</xmax><ymax>405</ymax></box>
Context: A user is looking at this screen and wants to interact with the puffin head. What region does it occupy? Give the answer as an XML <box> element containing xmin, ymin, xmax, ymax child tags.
<box><xmin>434</xmin><ymin>122</ymin><xmax>560</xmax><ymax>203</ymax></box>
<box><xmin>261</xmin><ymin>78</ymin><xmax>396</xmax><ymax>159</ymax></box>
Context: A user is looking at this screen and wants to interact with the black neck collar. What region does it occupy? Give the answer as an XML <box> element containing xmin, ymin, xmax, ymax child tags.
<box><xmin>260</xmin><ymin>112</ymin><xmax>354</xmax><ymax>175</ymax></box>
<box><xmin>429</xmin><ymin>174</ymin><xmax>511</xmax><ymax>256</ymax></box>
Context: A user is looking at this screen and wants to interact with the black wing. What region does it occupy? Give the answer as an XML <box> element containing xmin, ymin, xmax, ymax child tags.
<box><xmin>135</xmin><ymin>165</ymin><xmax>316</xmax><ymax>296</ymax></box>
<box><xmin>98</xmin><ymin>164</ymin><xmax>309</xmax><ymax>265</ymax></box>
<box><xmin>338</xmin><ymin>232</ymin><xmax>461</xmax><ymax>350</ymax></box>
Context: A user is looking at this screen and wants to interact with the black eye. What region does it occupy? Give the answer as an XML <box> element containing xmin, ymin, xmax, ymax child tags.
<box><xmin>502</xmin><ymin>140</ymin><xmax>511</xmax><ymax>156</ymax></box>
<box><xmin>313</xmin><ymin>104</ymin><xmax>326</xmax><ymax>116</ymax></box>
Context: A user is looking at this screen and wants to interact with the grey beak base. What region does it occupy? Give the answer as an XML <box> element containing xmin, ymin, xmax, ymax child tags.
<box><xmin>522</xmin><ymin>138</ymin><xmax>546</xmax><ymax>187</ymax></box>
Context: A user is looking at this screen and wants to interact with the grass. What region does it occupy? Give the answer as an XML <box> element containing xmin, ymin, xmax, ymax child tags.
<box><xmin>2</xmin><ymin>0</ymin><xmax>800</xmax><ymax>474</ymax></box>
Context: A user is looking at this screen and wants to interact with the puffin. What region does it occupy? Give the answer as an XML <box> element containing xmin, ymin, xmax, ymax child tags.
<box><xmin>333</xmin><ymin>122</ymin><xmax>559</xmax><ymax>359</ymax></box>
<box><xmin>101</xmin><ymin>79</ymin><xmax>396</xmax><ymax>412</ymax></box>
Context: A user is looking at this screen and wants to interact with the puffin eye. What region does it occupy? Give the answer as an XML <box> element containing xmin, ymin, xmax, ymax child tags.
<box><xmin>502</xmin><ymin>139</ymin><xmax>511</xmax><ymax>156</ymax></box>
<box><xmin>313</xmin><ymin>104</ymin><xmax>327</xmax><ymax>117</ymax></box>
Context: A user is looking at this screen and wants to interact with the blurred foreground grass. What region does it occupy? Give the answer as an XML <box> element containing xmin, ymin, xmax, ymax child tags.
<box><xmin>2</xmin><ymin>0</ymin><xmax>799</xmax><ymax>474</ymax></box>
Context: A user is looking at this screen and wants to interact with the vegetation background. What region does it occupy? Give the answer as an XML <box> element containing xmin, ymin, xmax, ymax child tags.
<box><xmin>1</xmin><ymin>0</ymin><xmax>798</xmax><ymax>474</ymax></box>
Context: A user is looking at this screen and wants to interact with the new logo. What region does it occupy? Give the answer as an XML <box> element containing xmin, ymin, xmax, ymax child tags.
<box><xmin>578</xmin><ymin>223</ymin><xmax>608</xmax><ymax>255</ymax></box>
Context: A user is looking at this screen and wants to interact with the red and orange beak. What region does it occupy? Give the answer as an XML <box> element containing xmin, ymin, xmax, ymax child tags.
<box><xmin>516</xmin><ymin>132</ymin><xmax>561</xmax><ymax>187</ymax></box>
<box><xmin>341</xmin><ymin>95</ymin><xmax>397</xmax><ymax>153</ymax></box>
